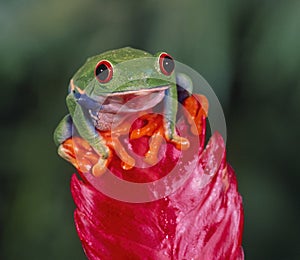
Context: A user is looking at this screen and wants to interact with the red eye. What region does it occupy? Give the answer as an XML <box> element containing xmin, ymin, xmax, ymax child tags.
<box><xmin>159</xmin><ymin>53</ymin><xmax>175</xmax><ymax>76</ymax></box>
<box><xmin>95</xmin><ymin>60</ymin><xmax>113</xmax><ymax>83</ymax></box>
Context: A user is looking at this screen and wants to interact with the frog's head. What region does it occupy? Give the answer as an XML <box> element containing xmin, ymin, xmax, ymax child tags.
<box><xmin>70</xmin><ymin>47</ymin><xmax>176</xmax><ymax>111</ymax></box>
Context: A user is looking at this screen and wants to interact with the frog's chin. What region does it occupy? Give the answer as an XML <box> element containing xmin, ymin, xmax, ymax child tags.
<box><xmin>100</xmin><ymin>85</ymin><xmax>170</xmax><ymax>113</ymax></box>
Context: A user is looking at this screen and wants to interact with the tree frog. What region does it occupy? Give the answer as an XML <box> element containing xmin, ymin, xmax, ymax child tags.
<box><xmin>54</xmin><ymin>47</ymin><xmax>193</xmax><ymax>176</ymax></box>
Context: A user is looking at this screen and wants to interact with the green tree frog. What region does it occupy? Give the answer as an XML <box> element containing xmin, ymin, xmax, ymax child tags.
<box><xmin>54</xmin><ymin>47</ymin><xmax>192</xmax><ymax>175</ymax></box>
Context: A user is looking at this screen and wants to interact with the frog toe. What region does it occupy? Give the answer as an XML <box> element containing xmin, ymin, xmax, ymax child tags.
<box><xmin>58</xmin><ymin>142</ymin><xmax>78</xmax><ymax>169</ymax></box>
<box><xmin>130</xmin><ymin>114</ymin><xmax>162</xmax><ymax>139</ymax></box>
<box><xmin>169</xmin><ymin>135</ymin><xmax>190</xmax><ymax>150</ymax></box>
<box><xmin>92</xmin><ymin>158</ymin><xmax>109</xmax><ymax>177</ymax></box>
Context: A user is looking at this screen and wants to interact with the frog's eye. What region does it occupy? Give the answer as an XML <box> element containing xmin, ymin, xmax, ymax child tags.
<box><xmin>95</xmin><ymin>60</ymin><xmax>113</xmax><ymax>83</ymax></box>
<box><xmin>159</xmin><ymin>53</ymin><xmax>175</xmax><ymax>76</ymax></box>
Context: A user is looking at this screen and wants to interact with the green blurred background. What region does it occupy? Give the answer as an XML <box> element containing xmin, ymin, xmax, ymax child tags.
<box><xmin>1</xmin><ymin>0</ymin><xmax>299</xmax><ymax>259</ymax></box>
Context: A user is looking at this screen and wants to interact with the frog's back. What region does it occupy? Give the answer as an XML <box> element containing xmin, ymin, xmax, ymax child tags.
<box><xmin>89</xmin><ymin>47</ymin><xmax>152</xmax><ymax>64</ymax></box>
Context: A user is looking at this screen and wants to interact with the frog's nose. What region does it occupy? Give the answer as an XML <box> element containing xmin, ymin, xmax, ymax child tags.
<box><xmin>69</xmin><ymin>79</ymin><xmax>86</xmax><ymax>95</ymax></box>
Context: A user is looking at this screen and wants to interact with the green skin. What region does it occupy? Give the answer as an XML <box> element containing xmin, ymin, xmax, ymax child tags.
<box><xmin>54</xmin><ymin>47</ymin><xmax>192</xmax><ymax>167</ymax></box>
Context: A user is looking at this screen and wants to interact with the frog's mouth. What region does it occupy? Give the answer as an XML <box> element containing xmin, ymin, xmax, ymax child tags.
<box><xmin>100</xmin><ymin>85</ymin><xmax>170</xmax><ymax>113</ymax></box>
<box><xmin>70</xmin><ymin>80</ymin><xmax>169</xmax><ymax>113</ymax></box>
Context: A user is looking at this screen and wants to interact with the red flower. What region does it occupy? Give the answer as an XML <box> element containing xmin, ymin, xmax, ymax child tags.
<box><xmin>65</xmin><ymin>94</ymin><xmax>244</xmax><ymax>259</ymax></box>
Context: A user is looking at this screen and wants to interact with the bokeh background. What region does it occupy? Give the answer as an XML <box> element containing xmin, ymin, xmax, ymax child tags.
<box><xmin>1</xmin><ymin>0</ymin><xmax>299</xmax><ymax>259</ymax></box>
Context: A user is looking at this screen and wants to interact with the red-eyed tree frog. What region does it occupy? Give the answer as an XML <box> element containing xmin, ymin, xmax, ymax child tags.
<box><xmin>54</xmin><ymin>47</ymin><xmax>194</xmax><ymax>175</ymax></box>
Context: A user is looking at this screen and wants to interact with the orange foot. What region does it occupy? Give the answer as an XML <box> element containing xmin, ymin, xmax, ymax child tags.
<box><xmin>130</xmin><ymin>113</ymin><xmax>164</xmax><ymax>165</ymax></box>
<box><xmin>130</xmin><ymin>113</ymin><xmax>189</xmax><ymax>165</ymax></box>
<box><xmin>183</xmin><ymin>94</ymin><xmax>209</xmax><ymax>136</ymax></box>
<box><xmin>58</xmin><ymin>137</ymin><xmax>103</xmax><ymax>176</ymax></box>
<box><xmin>58</xmin><ymin>123</ymin><xmax>136</xmax><ymax>177</ymax></box>
<box><xmin>102</xmin><ymin>122</ymin><xmax>135</xmax><ymax>171</ymax></box>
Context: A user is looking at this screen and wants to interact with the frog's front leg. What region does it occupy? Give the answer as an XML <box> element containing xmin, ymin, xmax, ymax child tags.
<box><xmin>163</xmin><ymin>85</ymin><xmax>190</xmax><ymax>150</ymax></box>
<box><xmin>66</xmin><ymin>93</ymin><xmax>111</xmax><ymax>176</ymax></box>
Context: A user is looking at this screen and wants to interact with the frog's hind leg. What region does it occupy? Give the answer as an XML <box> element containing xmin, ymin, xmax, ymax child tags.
<box><xmin>54</xmin><ymin>115</ymin><xmax>73</xmax><ymax>146</ymax></box>
<box><xmin>53</xmin><ymin>114</ymin><xmax>111</xmax><ymax>177</ymax></box>
<box><xmin>54</xmin><ymin>115</ymin><xmax>77</xmax><ymax>165</ymax></box>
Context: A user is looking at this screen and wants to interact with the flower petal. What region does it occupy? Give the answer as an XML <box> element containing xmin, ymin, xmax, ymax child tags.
<box><xmin>69</xmin><ymin>94</ymin><xmax>244</xmax><ymax>259</ymax></box>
